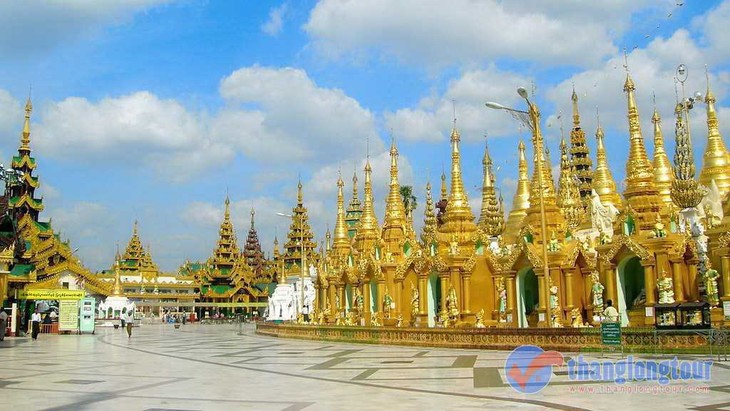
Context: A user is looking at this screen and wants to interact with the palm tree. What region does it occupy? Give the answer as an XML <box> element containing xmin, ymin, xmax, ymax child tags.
<box><xmin>400</xmin><ymin>185</ymin><xmax>417</xmax><ymax>218</ymax></box>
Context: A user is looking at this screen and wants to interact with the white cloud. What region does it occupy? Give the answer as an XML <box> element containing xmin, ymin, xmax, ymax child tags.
<box><xmin>305</xmin><ymin>0</ymin><xmax>655</xmax><ymax>68</ymax></box>
<box><xmin>385</xmin><ymin>65</ymin><xmax>532</xmax><ymax>142</ymax></box>
<box><xmin>0</xmin><ymin>90</ymin><xmax>22</xmax><ymax>145</ymax></box>
<box><xmin>219</xmin><ymin>66</ymin><xmax>381</xmax><ymax>162</ymax></box>
<box><xmin>261</xmin><ymin>4</ymin><xmax>287</xmax><ymax>36</ymax></box>
<box><xmin>47</xmin><ymin>201</ymin><xmax>113</xmax><ymax>269</ymax></box>
<box><xmin>0</xmin><ymin>1</ymin><xmax>170</xmax><ymax>57</ymax></box>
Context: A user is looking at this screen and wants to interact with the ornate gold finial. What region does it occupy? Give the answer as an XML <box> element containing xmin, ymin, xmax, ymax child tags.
<box><xmin>699</xmin><ymin>65</ymin><xmax>730</xmax><ymax>198</ymax></box>
<box><xmin>503</xmin><ymin>139</ymin><xmax>531</xmax><ymax>243</ymax></box>
<box><xmin>622</xmin><ymin>72</ymin><xmax>661</xmax><ymax>232</ymax></box>
<box><xmin>569</xmin><ymin>88</ymin><xmax>593</xmax><ymax>203</ymax></box>
<box><xmin>557</xmin><ymin>135</ymin><xmax>582</xmax><ymax>230</ymax></box>
<box><xmin>250</xmin><ymin>208</ymin><xmax>255</xmax><ymax>227</ymax></box>
<box><xmin>297</xmin><ymin>179</ymin><xmax>303</xmax><ymax>205</ymax></box>
<box><xmin>333</xmin><ymin>171</ymin><xmax>350</xmax><ymax>253</ymax></box>
<box><xmin>651</xmin><ymin>102</ymin><xmax>674</xmax><ymax>207</ymax></box>
<box><xmin>20</xmin><ymin>95</ymin><xmax>32</xmax><ymax>153</ymax></box>
<box><xmin>593</xmin><ymin>112</ymin><xmax>623</xmax><ymax>210</ymax></box>
<box><xmin>440</xmin><ymin>168</ymin><xmax>447</xmax><ymax>201</ymax></box>
<box><xmin>478</xmin><ymin>139</ymin><xmax>504</xmax><ymax>236</ymax></box>
<box><xmin>671</xmin><ymin>101</ymin><xmax>705</xmax><ymax>209</ymax></box>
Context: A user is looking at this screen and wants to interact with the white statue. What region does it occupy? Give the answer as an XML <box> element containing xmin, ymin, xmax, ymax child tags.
<box><xmin>590</xmin><ymin>189</ymin><xmax>619</xmax><ymax>237</ymax></box>
<box><xmin>700</xmin><ymin>179</ymin><xmax>724</xmax><ymax>227</ymax></box>
<box><xmin>657</xmin><ymin>271</ymin><xmax>675</xmax><ymax>304</ymax></box>
<box><xmin>591</xmin><ymin>271</ymin><xmax>604</xmax><ymax>308</ymax></box>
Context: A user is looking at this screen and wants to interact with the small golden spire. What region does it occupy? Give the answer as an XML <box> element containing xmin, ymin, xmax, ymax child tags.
<box><xmin>503</xmin><ymin>140</ymin><xmax>531</xmax><ymax>243</ymax></box>
<box><xmin>383</xmin><ymin>137</ymin><xmax>407</xmax><ymax>234</ymax></box>
<box><xmin>297</xmin><ymin>179</ymin><xmax>303</xmax><ymax>205</ymax></box>
<box><xmin>699</xmin><ymin>66</ymin><xmax>730</xmax><ymax>198</ymax></box>
<box><xmin>345</xmin><ymin>166</ymin><xmax>362</xmax><ymax>240</ymax></box>
<box><xmin>651</xmin><ymin>102</ymin><xmax>674</xmax><ymax>207</ymax></box>
<box><xmin>478</xmin><ymin>139</ymin><xmax>504</xmax><ymax>236</ymax></box>
<box><xmin>671</xmin><ymin>101</ymin><xmax>705</xmax><ymax>209</ymax></box>
<box><xmin>19</xmin><ymin>96</ymin><xmax>32</xmax><ymax>153</ymax></box>
<box><xmin>250</xmin><ymin>208</ymin><xmax>256</xmax><ymax>228</ymax></box>
<box><xmin>622</xmin><ymin>72</ymin><xmax>661</xmax><ymax>231</ymax></box>
<box><xmin>593</xmin><ymin>114</ymin><xmax>623</xmax><ymax>210</ymax></box>
<box><xmin>557</xmin><ymin>135</ymin><xmax>582</xmax><ymax>230</ymax></box>
<box><xmin>440</xmin><ymin>169</ymin><xmax>448</xmax><ymax>201</ymax></box>
<box><xmin>421</xmin><ymin>180</ymin><xmax>437</xmax><ymax>245</ymax></box>
<box><xmin>441</xmin><ymin>124</ymin><xmax>475</xmax><ymax>231</ymax></box>
<box><xmin>333</xmin><ymin>171</ymin><xmax>349</xmax><ymax>253</ymax></box>
<box><xmin>112</xmin><ymin>260</ymin><xmax>123</xmax><ymax>296</ymax></box>
<box><xmin>353</xmin><ymin>157</ymin><xmax>380</xmax><ymax>251</ymax></box>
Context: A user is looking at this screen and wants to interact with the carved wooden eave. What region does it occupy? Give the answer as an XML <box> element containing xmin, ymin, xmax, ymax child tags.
<box><xmin>718</xmin><ymin>231</ymin><xmax>730</xmax><ymax>249</ymax></box>
<box><xmin>0</xmin><ymin>244</ymin><xmax>14</xmax><ymax>264</ymax></box>
<box><xmin>600</xmin><ymin>234</ymin><xmax>652</xmax><ymax>264</ymax></box>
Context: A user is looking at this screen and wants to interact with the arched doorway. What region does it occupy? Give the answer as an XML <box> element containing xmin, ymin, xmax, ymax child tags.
<box><xmin>427</xmin><ymin>271</ymin><xmax>440</xmax><ymax>327</ymax></box>
<box><xmin>616</xmin><ymin>256</ymin><xmax>645</xmax><ymax>326</ymax></box>
<box><xmin>516</xmin><ymin>267</ymin><xmax>539</xmax><ymax>328</ymax></box>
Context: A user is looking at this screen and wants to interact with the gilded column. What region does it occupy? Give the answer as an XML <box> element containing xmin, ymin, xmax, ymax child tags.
<box><xmin>394</xmin><ymin>279</ymin><xmax>403</xmax><ymax>317</ymax></box>
<box><xmin>462</xmin><ymin>274</ymin><xmax>472</xmax><ymax>314</ymax></box>
<box><xmin>363</xmin><ymin>282</ymin><xmax>371</xmax><ymax>321</ymax></box>
<box><xmin>336</xmin><ymin>285</ymin><xmax>344</xmax><ymax>315</ymax></box>
<box><xmin>643</xmin><ymin>263</ymin><xmax>656</xmax><ymax>306</ymax></box>
<box><xmin>670</xmin><ymin>259</ymin><xmax>685</xmax><ymax>303</ymax></box>
<box><xmin>721</xmin><ymin>256</ymin><xmax>730</xmax><ymax>299</ymax></box>
<box><xmin>377</xmin><ymin>280</ymin><xmax>385</xmax><ymax>313</ymax></box>
<box><xmin>440</xmin><ymin>275</ymin><xmax>448</xmax><ymax>312</ymax></box>
<box><xmin>563</xmin><ymin>269</ymin><xmax>575</xmax><ymax>309</ymax></box>
<box><xmin>506</xmin><ymin>274</ymin><xmax>516</xmax><ymax>324</ymax></box>
<box><xmin>328</xmin><ymin>283</ymin><xmax>336</xmax><ymax>315</ymax></box>
<box><xmin>604</xmin><ymin>264</ymin><xmax>618</xmax><ymax>307</ymax></box>
<box><xmin>687</xmin><ymin>263</ymin><xmax>699</xmax><ymax>301</ymax></box>
<box><xmin>418</xmin><ymin>275</ymin><xmax>427</xmax><ymax>315</ymax></box>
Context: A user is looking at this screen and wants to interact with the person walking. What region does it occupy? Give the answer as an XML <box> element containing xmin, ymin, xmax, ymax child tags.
<box><xmin>125</xmin><ymin>310</ymin><xmax>134</xmax><ymax>338</ymax></box>
<box><xmin>0</xmin><ymin>309</ymin><xmax>8</xmax><ymax>341</ymax></box>
<box><xmin>31</xmin><ymin>308</ymin><xmax>41</xmax><ymax>340</ymax></box>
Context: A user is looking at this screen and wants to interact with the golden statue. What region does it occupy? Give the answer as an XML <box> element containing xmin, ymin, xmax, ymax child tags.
<box><xmin>570</xmin><ymin>307</ymin><xmax>585</xmax><ymax>328</ymax></box>
<box><xmin>370</xmin><ymin>311</ymin><xmax>382</xmax><ymax>327</ymax></box>
<box><xmin>704</xmin><ymin>261</ymin><xmax>720</xmax><ymax>306</ymax></box>
<box><xmin>474</xmin><ymin>308</ymin><xmax>486</xmax><ymax>328</ymax></box>
<box><xmin>383</xmin><ymin>292</ymin><xmax>393</xmax><ymax>319</ymax></box>
<box><xmin>657</xmin><ymin>270</ymin><xmax>675</xmax><ymax>304</ymax></box>
<box><xmin>410</xmin><ymin>281</ymin><xmax>419</xmax><ymax>318</ymax></box>
<box><xmin>396</xmin><ymin>313</ymin><xmax>403</xmax><ymax>327</ymax></box>
<box><xmin>446</xmin><ymin>285</ymin><xmax>459</xmax><ymax>321</ymax></box>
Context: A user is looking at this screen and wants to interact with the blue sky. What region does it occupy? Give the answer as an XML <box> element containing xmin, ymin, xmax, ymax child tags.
<box><xmin>0</xmin><ymin>0</ymin><xmax>727</xmax><ymax>272</ymax></box>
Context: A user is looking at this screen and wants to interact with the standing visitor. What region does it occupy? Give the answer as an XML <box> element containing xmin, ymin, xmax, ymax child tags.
<box><xmin>0</xmin><ymin>309</ymin><xmax>8</xmax><ymax>341</ymax></box>
<box><xmin>125</xmin><ymin>311</ymin><xmax>134</xmax><ymax>338</ymax></box>
<box><xmin>31</xmin><ymin>308</ymin><xmax>41</xmax><ymax>340</ymax></box>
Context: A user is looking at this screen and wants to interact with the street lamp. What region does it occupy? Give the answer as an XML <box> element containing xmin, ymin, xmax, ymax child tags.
<box><xmin>485</xmin><ymin>88</ymin><xmax>552</xmax><ymax>327</ymax></box>
<box><xmin>276</xmin><ymin>212</ymin><xmax>306</xmax><ymax>322</ymax></box>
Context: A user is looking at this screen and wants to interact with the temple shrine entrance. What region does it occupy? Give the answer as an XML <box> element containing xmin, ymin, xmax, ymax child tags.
<box><xmin>370</xmin><ymin>281</ymin><xmax>378</xmax><ymax>313</ymax></box>
<box><xmin>345</xmin><ymin>284</ymin><xmax>352</xmax><ymax>312</ymax></box>
<box><xmin>427</xmin><ymin>271</ymin><xmax>440</xmax><ymax>327</ymax></box>
<box><xmin>616</xmin><ymin>256</ymin><xmax>645</xmax><ymax>326</ymax></box>
<box><xmin>516</xmin><ymin>267</ymin><xmax>539</xmax><ymax>328</ymax></box>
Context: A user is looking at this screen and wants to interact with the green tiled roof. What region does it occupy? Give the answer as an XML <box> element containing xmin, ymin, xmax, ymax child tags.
<box><xmin>34</xmin><ymin>221</ymin><xmax>51</xmax><ymax>232</ymax></box>
<box><xmin>10</xmin><ymin>264</ymin><xmax>34</xmax><ymax>277</ymax></box>
<box><xmin>12</xmin><ymin>155</ymin><xmax>36</xmax><ymax>164</ymax></box>
<box><xmin>25</xmin><ymin>240</ymin><xmax>32</xmax><ymax>251</ymax></box>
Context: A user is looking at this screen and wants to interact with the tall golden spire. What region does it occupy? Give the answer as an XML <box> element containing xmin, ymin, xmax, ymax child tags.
<box><xmin>569</xmin><ymin>88</ymin><xmax>593</xmax><ymax>202</ymax></box>
<box><xmin>421</xmin><ymin>180</ymin><xmax>437</xmax><ymax>245</ymax></box>
<box><xmin>438</xmin><ymin>123</ymin><xmax>477</xmax><ymax>243</ymax></box>
<box><xmin>699</xmin><ymin>68</ymin><xmax>730</xmax><ymax>198</ymax></box>
<box><xmin>332</xmin><ymin>171</ymin><xmax>350</xmax><ymax>254</ymax></box>
<box><xmin>593</xmin><ymin>116</ymin><xmax>623</xmax><ymax>210</ymax></box>
<box><xmin>622</xmin><ymin>73</ymin><xmax>661</xmax><ymax>231</ymax></box>
<box><xmin>557</xmin><ymin>135</ymin><xmax>582</xmax><ymax>230</ymax></box>
<box><xmin>651</xmin><ymin>105</ymin><xmax>674</xmax><ymax>207</ymax></box>
<box><xmin>671</xmin><ymin>102</ymin><xmax>705</xmax><ymax>209</ymax></box>
<box><xmin>503</xmin><ymin>140</ymin><xmax>531</xmax><ymax>243</ymax></box>
<box><xmin>19</xmin><ymin>96</ymin><xmax>32</xmax><ymax>153</ymax></box>
<box><xmin>382</xmin><ymin>138</ymin><xmax>408</xmax><ymax>249</ymax></box>
<box><xmin>111</xmin><ymin>260</ymin><xmax>123</xmax><ymax>296</ymax></box>
<box><xmin>478</xmin><ymin>140</ymin><xmax>504</xmax><ymax>236</ymax></box>
<box><xmin>353</xmin><ymin>157</ymin><xmax>380</xmax><ymax>252</ymax></box>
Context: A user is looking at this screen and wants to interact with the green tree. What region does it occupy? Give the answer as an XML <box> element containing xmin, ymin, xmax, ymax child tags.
<box><xmin>400</xmin><ymin>185</ymin><xmax>417</xmax><ymax>217</ymax></box>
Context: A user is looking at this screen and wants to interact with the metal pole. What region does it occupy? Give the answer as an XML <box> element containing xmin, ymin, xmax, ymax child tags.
<box><xmin>300</xmin><ymin>214</ymin><xmax>305</xmax><ymax>321</ymax></box>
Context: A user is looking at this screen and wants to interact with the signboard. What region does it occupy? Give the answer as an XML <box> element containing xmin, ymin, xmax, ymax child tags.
<box><xmin>59</xmin><ymin>300</ymin><xmax>79</xmax><ymax>332</ymax></box>
<box><xmin>19</xmin><ymin>289</ymin><xmax>85</xmax><ymax>300</ymax></box>
<box><xmin>79</xmin><ymin>298</ymin><xmax>95</xmax><ymax>334</ymax></box>
<box><xmin>601</xmin><ymin>322</ymin><xmax>622</xmax><ymax>346</ymax></box>
<box><xmin>723</xmin><ymin>301</ymin><xmax>730</xmax><ymax>321</ymax></box>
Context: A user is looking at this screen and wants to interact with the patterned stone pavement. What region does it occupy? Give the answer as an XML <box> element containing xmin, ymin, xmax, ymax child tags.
<box><xmin>0</xmin><ymin>323</ymin><xmax>728</xmax><ymax>410</ymax></box>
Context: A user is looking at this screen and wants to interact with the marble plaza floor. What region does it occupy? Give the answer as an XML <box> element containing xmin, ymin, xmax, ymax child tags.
<box><xmin>1</xmin><ymin>324</ymin><xmax>729</xmax><ymax>411</ymax></box>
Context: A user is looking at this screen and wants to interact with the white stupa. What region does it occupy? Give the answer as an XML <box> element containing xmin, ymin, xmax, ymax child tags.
<box><xmin>98</xmin><ymin>261</ymin><xmax>135</xmax><ymax>319</ymax></box>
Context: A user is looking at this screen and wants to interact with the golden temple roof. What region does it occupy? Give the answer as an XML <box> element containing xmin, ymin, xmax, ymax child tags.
<box><xmin>569</xmin><ymin>88</ymin><xmax>593</xmax><ymax>202</ymax></box>
<box><xmin>353</xmin><ymin>157</ymin><xmax>381</xmax><ymax>253</ymax></box>
<box><xmin>557</xmin><ymin>136</ymin><xmax>583</xmax><ymax>230</ymax></box>
<box><xmin>332</xmin><ymin>172</ymin><xmax>350</xmax><ymax>254</ymax></box>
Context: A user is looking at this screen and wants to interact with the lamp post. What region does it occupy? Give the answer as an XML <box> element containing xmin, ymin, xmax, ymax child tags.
<box><xmin>276</xmin><ymin>212</ymin><xmax>306</xmax><ymax>322</ymax></box>
<box><xmin>486</xmin><ymin>88</ymin><xmax>552</xmax><ymax>327</ymax></box>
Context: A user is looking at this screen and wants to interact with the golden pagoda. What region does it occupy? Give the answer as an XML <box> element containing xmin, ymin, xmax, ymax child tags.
<box><xmin>557</xmin><ymin>135</ymin><xmax>582</xmax><ymax>231</ymax></box>
<box><xmin>699</xmin><ymin>71</ymin><xmax>730</xmax><ymax>198</ymax></box>
<box><xmin>502</xmin><ymin>140</ymin><xmax>530</xmax><ymax>243</ymax></box>
<box><xmin>652</xmin><ymin>106</ymin><xmax>674</xmax><ymax>207</ymax></box>
<box><xmin>621</xmin><ymin>73</ymin><xmax>661</xmax><ymax>232</ymax></box>
<box><xmin>569</xmin><ymin>88</ymin><xmax>593</xmax><ymax>203</ymax></box>
<box><xmin>592</xmin><ymin>116</ymin><xmax>623</xmax><ymax>210</ymax></box>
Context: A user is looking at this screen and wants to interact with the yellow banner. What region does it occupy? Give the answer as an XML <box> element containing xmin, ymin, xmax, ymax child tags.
<box><xmin>19</xmin><ymin>289</ymin><xmax>85</xmax><ymax>300</ymax></box>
